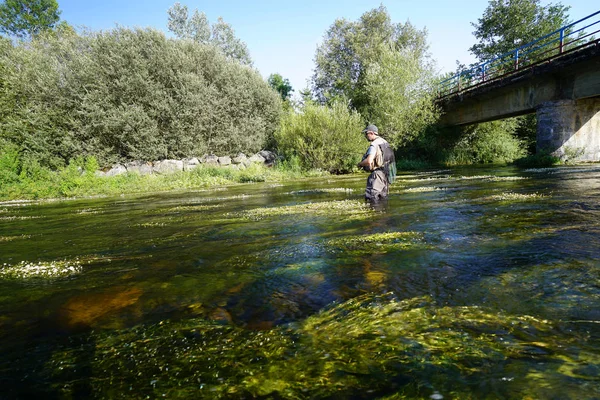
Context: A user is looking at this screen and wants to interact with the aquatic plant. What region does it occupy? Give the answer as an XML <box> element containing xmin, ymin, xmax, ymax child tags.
<box><xmin>404</xmin><ymin>186</ymin><xmax>447</xmax><ymax>193</ymax></box>
<box><xmin>483</xmin><ymin>192</ymin><xmax>546</xmax><ymax>202</ymax></box>
<box><xmin>0</xmin><ymin>234</ymin><xmax>32</xmax><ymax>242</ymax></box>
<box><xmin>40</xmin><ymin>293</ymin><xmax>597</xmax><ymax>399</ymax></box>
<box><xmin>230</xmin><ymin>200</ymin><xmax>372</xmax><ymax>221</ymax></box>
<box><xmin>327</xmin><ymin>231</ymin><xmax>425</xmax><ymax>254</ymax></box>
<box><xmin>0</xmin><ymin>260</ymin><xmax>83</xmax><ymax>279</ymax></box>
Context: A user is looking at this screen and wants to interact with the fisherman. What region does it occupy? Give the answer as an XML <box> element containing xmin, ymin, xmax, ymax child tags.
<box><xmin>357</xmin><ymin>124</ymin><xmax>393</xmax><ymax>202</ymax></box>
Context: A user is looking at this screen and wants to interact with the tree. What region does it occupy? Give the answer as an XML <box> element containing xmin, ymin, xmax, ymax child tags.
<box><xmin>275</xmin><ymin>100</ymin><xmax>365</xmax><ymax>173</ymax></box>
<box><xmin>0</xmin><ymin>0</ymin><xmax>61</xmax><ymax>39</ymax></box>
<box><xmin>362</xmin><ymin>44</ymin><xmax>439</xmax><ymax>147</ymax></box>
<box><xmin>1</xmin><ymin>27</ymin><xmax>280</xmax><ymax>167</ymax></box>
<box><xmin>267</xmin><ymin>73</ymin><xmax>293</xmax><ymax>100</ymax></box>
<box><xmin>311</xmin><ymin>5</ymin><xmax>428</xmax><ymax>109</ymax></box>
<box><xmin>167</xmin><ymin>2</ymin><xmax>252</xmax><ymax>66</ymax></box>
<box><xmin>468</xmin><ymin>0</ymin><xmax>572</xmax><ymax>157</ymax></box>
<box><xmin>469</xmin><ymin>0</ymin><xmax>571</xmax><ymax>62</ymax></box>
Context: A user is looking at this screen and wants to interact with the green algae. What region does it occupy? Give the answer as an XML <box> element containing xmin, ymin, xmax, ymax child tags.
<box><xmin>0</xmin><ymin>259</ymin><xmax>85</xmax><ymax>279</ymax></box>
<box><xmin>229</xmin><ymin>199</ymin><xmax>373</xmax><ymax>221</ymax></box>
<box><xmin>2</xmin><ymin>168</ymin><xmax>600</xmax><ymax>399</ymax></box>
<box><xmin>481</xmin><ymin>192</ymin><xmax>546</xmax><ymax>202</ymax></box>
<box><xmin>39</xmin><ymin>292</ymin><xmax>598</xmax><ymax>399</ymax></box>
<box><xmin>326</xmin><ymin>231</ymin><xmax>426</xmax><ymax>254</ymax></box>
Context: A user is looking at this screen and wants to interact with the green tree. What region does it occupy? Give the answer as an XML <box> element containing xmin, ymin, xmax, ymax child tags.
<box><xmin>0</xmin><ymin>27</ymin><xmax>280</xmax><ymax>167</ymax></box>
<box><xmin>0</xmin><ymin>0</ymin><xmax>61</xmax><ymax>39</ymax></box>
<box><xmin>167</xmin><ymin>2</ymin><xmax>252</xmax><ymax>66</ymax></box>
<box><xmin>362</xmin><ymin>43</ymin><xmax>439</xmax><ymax>147</ymax></box>
<box><xmin>275</xmin><ymin>100</ymin><xmax>364</xmax><ymax>173</ymax></box>
<box><xmin>267</xmin><ymin>73</ymin><xmax>293</xmax><ymax>100</ymax></box>
<box><xmin>312</xmin><ymin>5</ymin><xmax>428</xmax><ymax>110</ymax></box>
<box><xmin>469</xmin><ymin>0</ymin><xmax>571</xmax><ymax>62</ymax></box>
<box><xmin>468</xmin><ymin>0</ymin><xmax>572</xmax><ymax>158</ymax></box>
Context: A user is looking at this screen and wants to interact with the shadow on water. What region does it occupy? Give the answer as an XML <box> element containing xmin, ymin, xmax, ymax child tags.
<box><xmin>1</xmin><ymin>166</ymin><xmax>599</xmax><ymax>398</ymax></box>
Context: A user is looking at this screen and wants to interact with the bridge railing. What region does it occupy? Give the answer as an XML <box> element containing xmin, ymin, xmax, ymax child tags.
<box><xmin>437</xmin><ymin>10</ymin><xmax>600</xmax><ymax>99</ymax></box>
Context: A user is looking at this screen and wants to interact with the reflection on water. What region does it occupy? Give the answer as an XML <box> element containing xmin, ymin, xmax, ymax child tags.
<box><xmin>0</xmin><ymin>165</ymin><xmax>599</xmax><ymax>399</ymax></box>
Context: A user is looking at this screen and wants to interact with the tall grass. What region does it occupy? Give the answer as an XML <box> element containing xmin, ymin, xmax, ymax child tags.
<box><xmin>0</xmin><ymin>153</ymin><xmax>328</xmax><ymax>201</ymax></box>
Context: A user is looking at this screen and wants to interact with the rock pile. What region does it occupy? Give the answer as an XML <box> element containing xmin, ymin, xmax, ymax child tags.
<box><xmin>97</xmin><ymin>151</ymin><xmax>277</xmax><ymax>177</ymax></box>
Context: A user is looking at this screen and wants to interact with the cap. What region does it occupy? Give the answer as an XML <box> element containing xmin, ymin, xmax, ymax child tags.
<box><xmin>362</xmin><ymin>124</ymin><xmax>378</xmax><ymax>134</ymax></box>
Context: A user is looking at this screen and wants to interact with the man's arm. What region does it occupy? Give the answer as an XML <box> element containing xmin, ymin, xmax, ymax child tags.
<box><xmin>357</xmin><ymin>147</ymin><xmax>375</xmax><ymax>170</ymax></box>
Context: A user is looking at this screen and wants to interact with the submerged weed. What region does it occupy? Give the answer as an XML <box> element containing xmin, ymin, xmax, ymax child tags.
<box><xmin>287</xmin><ymin>188</ymin><xmax>355</xmax><ymax>195</ymax></box>
<box><xmin>327</xmin><ymin>231</ymin><xmax>424</xmax><ymax>252</ymax></box>
<box><xmin>231</xmin><ymin>200</ymin><xmax>372</xmax><ymax>221</ymax></box>
<box><xmin>484</xmin><ymin>192</ymin><xmax>546</xmax><ymax>202</ymax></box>
<box><xmin>42</xmin><ymin>292</ymin><xmax>592</xmax><ymax>399</ymax></box>
<box><xmin>0</xmin><ymin>260</ymin><xmax>83</xmax><ymax>279</ymax></box>
<box><xmin>0</xmin><ymin>234</ymin><xmax>32</xmax><ymax>242</ymax></box>
<box><xmin>404</xmin><ymin>186</ymin><xmax>447</xmax><ymax>193</ymax></box>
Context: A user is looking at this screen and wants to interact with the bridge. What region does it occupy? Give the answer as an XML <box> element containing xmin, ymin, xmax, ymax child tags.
<box><xmin>437</xmin><ymin>10</ymin><xmax>600</xmax><ymax>161</ymax></box>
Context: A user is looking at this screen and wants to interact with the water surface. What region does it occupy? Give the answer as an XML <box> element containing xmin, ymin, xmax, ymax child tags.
<box><xmin>1</xmin><ymin>166</ymin><xmax>599</xmax><ymax>399</ymax></box>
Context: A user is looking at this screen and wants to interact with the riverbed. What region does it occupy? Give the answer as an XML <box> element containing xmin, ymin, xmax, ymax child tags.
<box><xmin>1</xmin><ymin>165</ymin><xmax>599</xmax><ymax>399</ymax></box>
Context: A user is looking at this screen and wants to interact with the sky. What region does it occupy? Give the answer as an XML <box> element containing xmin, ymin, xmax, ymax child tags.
<box><xmin>57</xmin><ymin>0</ymin><xmax>599</xmax><ymax>97</ymax></box>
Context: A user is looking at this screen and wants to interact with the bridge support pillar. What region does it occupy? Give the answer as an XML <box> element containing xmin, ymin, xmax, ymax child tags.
<box><xmin>536</xmin><ymin>98</ymin><xmax>600</xmax><ymax>161</ymax></box>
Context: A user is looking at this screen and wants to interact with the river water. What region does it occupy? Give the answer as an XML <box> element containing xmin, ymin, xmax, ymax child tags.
<box><xmin>0</xmin><ymin>165</ymin><xmax>599</xmax><ymax>399</ymax></box>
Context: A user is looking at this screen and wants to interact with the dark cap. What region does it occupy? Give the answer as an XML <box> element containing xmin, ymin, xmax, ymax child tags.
<box><xmin>362</xmin><ymin>124</ymin><xmax>378</xmax><ymax>134</ymax></box>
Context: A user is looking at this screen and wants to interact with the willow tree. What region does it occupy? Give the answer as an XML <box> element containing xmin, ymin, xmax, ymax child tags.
<box><xmin>0</xmin><ymin>0</ymin><xmax>61</xmax><ymax>39</ymax></box>
<box><xmin>311</xmin><ymin>6</ymin><xmax>428</xmax><ymax>111</ymax></box>
<box><xmin>362</xmin><ymin>44</ymin><xmax>439</xmax><ymax>147</ymax></box>
<box><xmin>312</xmin><ymin>6</ymin><xmax>437</xmax><ymax>147</ymax></box>
<box><xmin>469</xmin><ymin>0</ymin><xmax>572</xmax><ymax>154</ymax></box>
<box><xmin>470</xmin><ymin>0</ymin><xmax>571</xmax><ymax>63</ymax></box>
<box><xmin>167</xmin><ymin>2</ymin><xmax>252</xmax><ymax>66</ymax></box>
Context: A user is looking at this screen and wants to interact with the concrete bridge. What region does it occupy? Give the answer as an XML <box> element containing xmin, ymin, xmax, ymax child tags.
<box><xmin>437</xmin><ymin>12</ymin><xmax>600</xmax><ymax>161</ymax></box>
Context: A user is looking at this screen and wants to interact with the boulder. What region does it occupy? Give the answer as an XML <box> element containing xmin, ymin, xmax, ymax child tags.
<box><xmin>248</xmin><ymin>153</ymin><xmax>266</xmax><ymax>164</ymax></box>
<box><xmin>184</xmin><ymin>157</ymin><xmax>200</xmax><ymax>171</ymax></box>
<box><xmin>153</xmin><ymin>159</ymin><xmax>184</xmax><ymax>174</ymax></box>
<box><xmin>125</xmin><ymin>161</ymin><xmax>153</xmax><ymax>175</ymax></box>
<box><xmin>202</xmin><ymin>154</ymin><xmax>219</xmax><ymax>166</ymax></box>
<box><xmin>258</xmin><ymin>150</ymin><xmax>277</xmax><ymax>164</ymax></box>
<box><xmin>105</xmin><ymin>164</ymin><xmax>127</xmax><ymax>177</ymax></box>
<box><xmin>218</xmin><ymin>156</ymin><xmax>232</xmax><ymax>166</ymax></box>
<box><xmin>232</xmin><ymin>153</ymin><xmax>247</xmax><ymax>164</ymax></box>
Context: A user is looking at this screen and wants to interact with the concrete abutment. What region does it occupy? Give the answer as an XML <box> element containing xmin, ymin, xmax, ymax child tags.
<box><xmin>536</xmin><ymin>98</ymin><xmax>600</xmax><ymax>161</ymax></box>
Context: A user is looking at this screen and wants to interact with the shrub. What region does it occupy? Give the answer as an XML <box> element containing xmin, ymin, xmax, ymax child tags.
<box><xmin>0</xmin><ymin>142</ymin><xmax>21</xmax><ymax>184</ymax></box>
<box><xmin>274</xmin><ymin>101</ymin><xmax>365</xmax><ymax>173</ymax></box>
<box><xmin>0</xmin><ymin>27</ymin><xmax>281</xmax><ymax>168</ymax></box>
<box><xmin>514</xmin><ymin>150</ymin><xmax>560</xmax><ymax>168</ymax></box>
<box><xmin>439</xmin><ymin>120</ymin><xmax>527</xmax><ymax>165</ymax></box>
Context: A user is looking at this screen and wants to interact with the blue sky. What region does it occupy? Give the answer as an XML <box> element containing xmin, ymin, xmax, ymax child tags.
<box><xmin>57</xmin><ymin>0</ymin><xmax>598</xmax><ymax>96</ymax></box>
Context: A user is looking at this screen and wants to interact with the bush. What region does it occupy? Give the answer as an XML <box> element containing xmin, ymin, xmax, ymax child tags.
<box><xmin>274</xmin><ymin>101</ymin><xmax>365</xmax><ymax>173</ymax></box>
<box><xmin>0</xmin><ymin>142</ymin><xmax>21</xmax><ymax>184</ymax></box>
<box><xmin>513</xmin><ymin>150</ymin><xmax>560</xmax><ymax>168</ymax></box>
<box><xmin>438</xmin><ymin>120</ymin><xmax>527</xmax><ymax>165</ymax></box>
<box><xmin>0</xmin><ymin>27</ymin><xmax>281</xmax><ymax>168</ymax></box>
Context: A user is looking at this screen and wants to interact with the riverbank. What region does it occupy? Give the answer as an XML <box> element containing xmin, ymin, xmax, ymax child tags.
<box><xmin>0</xmin><ymin>163</ymin><xmax>328</xmax><ymax>202</ymax></box>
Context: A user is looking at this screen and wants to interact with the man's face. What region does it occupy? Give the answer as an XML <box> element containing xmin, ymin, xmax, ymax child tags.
<box><xmin>365</xmin><ymin>131</ymin><xmax>374</xmax><ymax>141</ymax></box>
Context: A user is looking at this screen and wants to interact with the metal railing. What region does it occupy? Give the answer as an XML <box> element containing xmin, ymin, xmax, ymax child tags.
<box><xmin>437</xmin><ymin>10</ymin><xmax>600</xmax><ymax>99</ymax></box>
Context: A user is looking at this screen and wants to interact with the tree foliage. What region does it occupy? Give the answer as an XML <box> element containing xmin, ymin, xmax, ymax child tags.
<box><xmin>442</xmin><ymin>120</ymin><xmax>527</xmax><ymax>165</ymax></box>
<box><xmin>274</xmin><ymin>101</ymin><xmax>365</xmax><ymax>173</ymax></box>
<box><xmin>312</xmin><ymin>5</ymin><xmax>428</xmax><ymax>109</ymax></box>
<box><xmin>362</xmin><ymin>44</ymin><xmax>439</xmax><ymax>147</ymax></box>
<box><xmin>0</xmin><ymin>27</ymin><xmax>280</xmax><ymax>167</ymax></box>
<box><xmin>469</xmin><ymin>0</ymin><xmax>571</xmax><ymax>62</ymax></box>
<box><xmin>0</xmin><ymin>0</ymin><xmax>61</xmax><ymax>39</ymax></box>
<box><xmin>267</xmin><ymin>73</ymin><xmax>293</xmax><ymax>101</ymax></box>
<box><xmin>167</xmin><ymin>2</ymin><xmax>252</xmax><ymax>66</ymax></box>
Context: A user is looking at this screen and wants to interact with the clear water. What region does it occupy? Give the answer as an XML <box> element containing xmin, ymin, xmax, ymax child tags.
<box><xmin>1</xmin><ymin>166</ymin><xmax>599</xmax><ymax>399</ymax></box>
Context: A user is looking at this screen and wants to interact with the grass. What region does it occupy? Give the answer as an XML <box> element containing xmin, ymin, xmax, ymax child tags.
<box><xmin>0</xmin><ymin>162</ymin><xmax>329</xmax><ymax>201</ymax></box>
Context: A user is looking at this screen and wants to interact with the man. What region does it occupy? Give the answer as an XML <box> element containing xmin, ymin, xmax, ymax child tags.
<box><xmin>357</xmin><ymin>124</ymin><xmax>390</xmax><ymax>201</ymax></box>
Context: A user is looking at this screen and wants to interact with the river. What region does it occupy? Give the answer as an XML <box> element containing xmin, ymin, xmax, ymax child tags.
<box><xmin>1</xmin><ymin>165</ymin><xmax>599</xmax><ymax>399</ymax></box>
